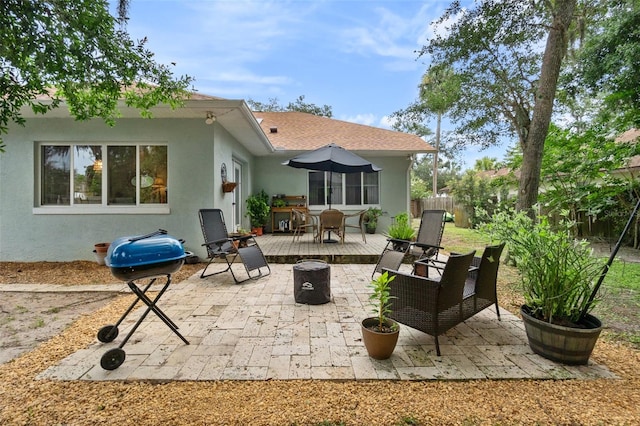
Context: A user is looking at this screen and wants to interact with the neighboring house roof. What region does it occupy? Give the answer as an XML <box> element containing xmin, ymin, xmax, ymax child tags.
<box><xmin>253</xmin><ymin>111</ymin><xmax>435</xmax><ymax>156</ymax></box>
<box><xmin>477</xmin><ymin>167</ymin><xmax>520</xmax><ymax>180</ymax></box>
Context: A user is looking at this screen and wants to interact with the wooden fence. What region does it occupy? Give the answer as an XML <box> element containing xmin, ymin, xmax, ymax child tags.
<box><xmin>411</xmin><ymin>196</ymin><xmax>472</xmax><ymax>228</ymax></box>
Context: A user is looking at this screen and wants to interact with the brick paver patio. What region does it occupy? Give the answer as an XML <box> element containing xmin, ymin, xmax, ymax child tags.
<box><xmin>37</xmin><ymin>260</ymin><xmax>615</xmax><ymax>382</ymax></box>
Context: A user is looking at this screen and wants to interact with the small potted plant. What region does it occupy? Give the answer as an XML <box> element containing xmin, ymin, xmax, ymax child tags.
<box><xmin>246</xmin><ymin>190</ymin><xmax>270</xmax><ymax>235</ymax></box>
<box><xmin>361</xmin><ymin>271</ymin><xmax>399</xmax><ymax>360</ymax></box>
<box><xmin>363</xmin><ymin>207</ymin><xmax>383</xmax><ymax>234</ymax></box>
<box><xmin>385</xmin><ymin>211</ymin><xmax>416</xmax><ymax>251</ymax></box>
<box><xmin>482</xmin><ymin>208</ymin><xmax>605</xmax><ymax>365</ymax></box>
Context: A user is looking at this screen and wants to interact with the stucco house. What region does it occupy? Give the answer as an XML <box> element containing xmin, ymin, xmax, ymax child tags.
<box><xmin>0</xmin><ymin>94</ymin><xmax>434</xmax><ymax>262</ymax></box>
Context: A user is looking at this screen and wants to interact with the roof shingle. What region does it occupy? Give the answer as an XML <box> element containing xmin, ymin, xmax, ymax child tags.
<box><xmin>253</xmin><ymin>111</ymin><xmax>435</xmax><ymax>153</ymax></box>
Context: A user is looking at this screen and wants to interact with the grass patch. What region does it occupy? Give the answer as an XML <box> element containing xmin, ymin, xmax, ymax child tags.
<box><xmin>30</xmin><ymin>318</ymin><xmax>45</xmax><ymax>329</ymax></box>
<box><xmin>440</xmin><ymin>223</ymin><xmax>490</xmax><ymax>254</ymax></box>
<box><xmin>602</xmin><ymin>260</ymin><xmax>640</xmax><ymax>292</ymax></box>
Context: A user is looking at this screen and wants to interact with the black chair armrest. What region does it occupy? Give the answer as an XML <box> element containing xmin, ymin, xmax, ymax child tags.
<box><xmin>413</xmin><ymin>242</ymin><xmax>443</xmax><ymax>250</ymax></box>
<box><xmin>202</xmin><ymin>237</ymin><xmax>231</xmax><ymax>247</ymax></box>
<box><xmin>232</xmin><ymin>234</ymin><xmax>254</xmax><ymax>242</ymax></box>
<box><xmin>387</xmin><ymin>237</ymin><xmax>411</xmax><ymax>244</ymax></box>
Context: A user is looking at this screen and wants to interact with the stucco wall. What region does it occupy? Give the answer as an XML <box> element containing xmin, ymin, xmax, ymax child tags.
<box><xmin>0</xmin><ymin>117</ymin><xmax>255</xmax><ymax>261</ymax></box>
<box><xmin>252</xmin><ymin>154</ymin><xmax>411</xmax><ymax>233</ymax></box>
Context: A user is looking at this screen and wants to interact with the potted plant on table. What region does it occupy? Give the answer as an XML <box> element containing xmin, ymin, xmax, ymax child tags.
<box><xmin>363</xmin><ymin>207</ymin><xmax>383</xmax><ymax>234</ymax></box>
<box><xmin>482</xmin><ymin>208</ymin><xmax>605</xmax><ymax>365</ymax></box>
<box><xmin>385</xmin><ymin>212</ymin><xmax>416</xmax><ymax>251</ymax></box>
<box><xmin>246</xmin><ymin>190</ymin><xmax>270</xmax><ymax>235</ymax></box>
<box><xmin>361</xmin><ymin>271</ymin><xmax>400</xmax><ymax>360</ymax></box>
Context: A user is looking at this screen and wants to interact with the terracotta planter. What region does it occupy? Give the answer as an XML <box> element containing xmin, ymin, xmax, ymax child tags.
<box><xmin>251</xmin><ymin>226</ymin><xmax>263</xmax><ymax>236</ymax></box>
<box><xmin>94</xmin><ymin>243</ymin><xmax>110</xmax><ymax>254</ymax></box>
<box><xmin>520</xmin><ymin>305</ymin><xmax>602</xmax><ymax>365</ymax></box>
<box><xmin>361</xmin><ymin>317</ymin><xmax>399</xmax><ymax>360</ymax></box>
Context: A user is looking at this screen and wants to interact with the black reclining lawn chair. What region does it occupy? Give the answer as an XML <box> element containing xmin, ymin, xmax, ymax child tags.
<box><xmin>198</xmin><ymin>209</ymin><xmax>271</xmax><ymax>283</ymax></box>
<box><xmin>372</xmin><ymin>209</ymin><xmax>446</xmax><ymax>278</ymax></box>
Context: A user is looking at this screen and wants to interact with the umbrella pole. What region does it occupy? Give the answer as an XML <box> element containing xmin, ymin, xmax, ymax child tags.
<box><xmin>324</xmin><ymin>170</ymin><xmax>338</xmax><ymax>243</ymax></box>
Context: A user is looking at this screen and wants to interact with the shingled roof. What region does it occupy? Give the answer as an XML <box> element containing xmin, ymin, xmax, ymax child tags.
<box><xmin>253</xmin><ymin>111</ymin><xmax>435</xmax><ymax>154</ymax></box>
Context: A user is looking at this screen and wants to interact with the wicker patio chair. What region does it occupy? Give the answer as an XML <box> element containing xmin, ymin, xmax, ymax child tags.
<box><xmin>385</xmin><ymin>250</ymin><xmax>476</xmax><ymax>356</ymax></box>
<box><xmin>342</xmin><ymin>209</ymin><xmax>368</xmax><ymax>243</ymax></box>
<box><xmin>291</xmin><ymin>208</ymin><xmax>318</xmax><ymax>242</ymax></box>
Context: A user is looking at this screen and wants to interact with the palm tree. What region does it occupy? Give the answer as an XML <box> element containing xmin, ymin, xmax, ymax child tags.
<box><xmin>419</xmin><ymin>66</ymin><xmax>461</xmax><ymax>195</ymax></box>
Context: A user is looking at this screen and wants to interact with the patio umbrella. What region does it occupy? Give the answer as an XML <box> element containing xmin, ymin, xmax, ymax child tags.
<box><xmin>283</xmin><ymin>143</ymin><xmax>381</xmax><ymax>242</ymax></box>
<box><xmin>282</xmin><ymin>143</ymin><xmax>382</xmax><ymax>209</ymax></box>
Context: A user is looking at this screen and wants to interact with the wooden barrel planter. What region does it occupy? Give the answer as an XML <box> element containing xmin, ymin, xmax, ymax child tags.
<box><xmin>520</xmin><ymin>305</ymin><xmax>602</xmax><ymax>365</ymax></box>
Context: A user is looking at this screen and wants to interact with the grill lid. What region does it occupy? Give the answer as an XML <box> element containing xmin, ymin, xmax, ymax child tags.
<box><xmin>106</xmin><ymin>229</ymin><xmax>185</xmax><ymax>268</ymax></box>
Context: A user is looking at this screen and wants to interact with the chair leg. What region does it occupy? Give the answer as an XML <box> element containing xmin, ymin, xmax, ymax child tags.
<box><xmin>200</xmin><ymin>254</ymin><xmax>235</xmax><ymax>279</ymax></box>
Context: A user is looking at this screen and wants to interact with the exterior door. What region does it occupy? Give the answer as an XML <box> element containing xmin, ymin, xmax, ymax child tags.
<box><xmin>232</xmin><ymin>160</ymin><xmax>243</xmax><ymax>231</ymax></box>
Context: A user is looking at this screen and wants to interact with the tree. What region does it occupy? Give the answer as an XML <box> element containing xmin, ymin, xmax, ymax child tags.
<box><xmin>531</xmin><ymin>123</ymin><xmax>640</xmax><ymax>238</ymax></box>
<box><xmin>474</xmin><ymin>156</ymin><xmax>500</xmax><ymax>171</ymax></box>
<box><xmin>392</xmin><ymin>66</ymin><xmax>461</xmax><ymax>195</ymax></box>
<box><xmin>247</xmin><ymin>95</ymin><xmax>333</xmax><ymax>117</ymax></box>
<box><xmin>419</xmin><ymin>66</ymin><xmax>462</xmax><ymax>196</ymax></box>
<box><xmin>422</xmin><ymin>0</ymin><xmax>579</xmax><ymax>212</ymax></box>
<box><xmin>577</xmin><ymin>0</ymin><xmax>640</xmax><ymax>130</ymax></box>
<box><xmin>0</xmin><ymin>0</ymin><xmax>193</xmax><ymax>152</ymax></box>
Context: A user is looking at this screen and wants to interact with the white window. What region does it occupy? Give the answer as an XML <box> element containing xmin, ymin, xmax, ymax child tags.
<box><xmin>38</xmin><ymin>143</ymin><xmax>168</xmax><ymax>211</ymax></box>
<box><xmin>308</xmin><ymin>171</ymin><xmax>379</xmax><ymax>207</ymax></box>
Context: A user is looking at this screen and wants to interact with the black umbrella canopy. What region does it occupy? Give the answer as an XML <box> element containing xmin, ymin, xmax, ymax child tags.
<box><xmin>282</xmin><ymin>143</ymin><xmax>382</xmax><ymax>173</ymax></box>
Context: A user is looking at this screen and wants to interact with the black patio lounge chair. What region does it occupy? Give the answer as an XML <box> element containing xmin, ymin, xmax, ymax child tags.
<box><xmin>372</xmin><ymin>209</ymin><xmax>445</xmax><ymax>278</ymax></box>
<box><xmin>198</xmin><ymin>209</ymin><xmax>271</xmax><ymax>283</ymax></box>
<box><xmin>386</xmin><ymin>243</ymin><xmax>505</xmax><ymax>356</ymax></box>
<box><xmin>409</xmin><ymin>209</ymin><xmax>446</xmax><ymax>274</ymax></box>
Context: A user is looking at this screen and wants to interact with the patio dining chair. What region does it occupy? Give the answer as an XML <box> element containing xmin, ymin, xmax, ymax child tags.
<box><xmin>198</xmin><ymin>209</ymin><xmax>271</xmax><ymax>283</ymax></box>
<box><xmin>319</xmin><ymin>209</ymin><xmax>345</xmax><ymax>244</ymax></box>
<box><xmin>342</xmin><ymin>209</ymin><xmax>368</xmax><ymax>243</ymax></box>
<box><xmin>291</xmin><ymin>208</ymin><xmax>318</xmax><ymax>242</ymax></box>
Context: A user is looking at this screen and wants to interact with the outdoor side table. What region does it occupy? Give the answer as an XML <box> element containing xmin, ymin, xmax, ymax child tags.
<box><xmin>293</xmin><ymin>260</ymin><xmax>331</xmax><ymax>304</ymax></box>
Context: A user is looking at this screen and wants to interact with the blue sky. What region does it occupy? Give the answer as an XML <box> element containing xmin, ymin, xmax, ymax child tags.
<box><xmin>117</xmin><ymin>0</ymin><xmax>511</xmax><ymax>168</ymax></box>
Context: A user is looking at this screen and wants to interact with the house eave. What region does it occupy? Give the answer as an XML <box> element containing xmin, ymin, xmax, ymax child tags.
<box><xmin>20</xmin><ymin>99</ymin><xmax>275</xmax><ymax>156</ymax></box>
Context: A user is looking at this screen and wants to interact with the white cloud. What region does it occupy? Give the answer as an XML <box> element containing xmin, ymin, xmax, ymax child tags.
<box><xmin>379</xmin><ymin>115</ymin><xmax>394</xmax><ymax>129</ymax></box>
<box><xmin>340</xmin><ymin>113</ymin><xmax>377</xmax><ymax>126</ymax></box>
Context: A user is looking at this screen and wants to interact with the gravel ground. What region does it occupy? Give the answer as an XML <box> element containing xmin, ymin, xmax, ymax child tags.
<box><xmin>1</xmin><ymin>261</ymin><xmax>639</xmax><ymax>425</ymax></box>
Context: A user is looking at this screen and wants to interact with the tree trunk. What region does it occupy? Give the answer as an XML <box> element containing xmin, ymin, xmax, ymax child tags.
<box><xmin>516</xmin><ymin>0</ymin><xmax>577</xmax><ymax>212</ymax></box>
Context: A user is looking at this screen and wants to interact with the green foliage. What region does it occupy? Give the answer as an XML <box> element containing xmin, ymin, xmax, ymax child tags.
<box><xmin>480</xmin><ymin>208</ymin><xmax>605</xmax><ymax>324</ymax></box>
<box><xmin>421</xmin><ymin>0</ymin><xmax>546</xmax><ymax>149</ymax></box>
<box><xmin>368</xmin><ymin>271</ymin><xmax>397</xmax><ymax>331</ymax></box>
<box><xmin>512</xmin><ymin>123</ymin><xmax>640</xmax><ymax>239</ymax></box>
<box><xmin>450</xmin><ymin>171</ymin><xmax>501</xmax><ymax>228</ymax></box>
<box><xmin>410</xmin><ymin>175</ymin><xmax>430</xmax><ymax>200</ymax></box>
<box><xmin>364</xmin><ymin>207</ymin><xmax>383</xmax><ymax>229</ymax></box>
<box><xmin>577</xmin><ymin>0</ymin><xmax>640</xmax><ymax>129</ymax></box>
<box><xmin>246</xmin><ymin>95</ymin><xmax>332</xmax><ymax>117</ymax></box>
<box><xmin>272</xmin><ymin>198</ymin><xmax>287</xmax><ymax>208</ymax></box>
<box><xmin>386</xmin><ymin>212</ymin><xmax>416</xmax><ymax>240</ymax></box>
<box><xmin>0</xmin><ymin>0</ymin><xmax>193</xmax><ymax>151</ymax></box>
<box><xmin>245</xmin><ymin>190</ymin><xmax>270</xmax><ymax>227</ymax></box>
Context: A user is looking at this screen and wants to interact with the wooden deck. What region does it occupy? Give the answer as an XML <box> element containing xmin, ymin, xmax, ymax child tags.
<box><xmin>257</xmin><ymin>231</ymin><xmax>388</xmax><ymax>264</ymax></box>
